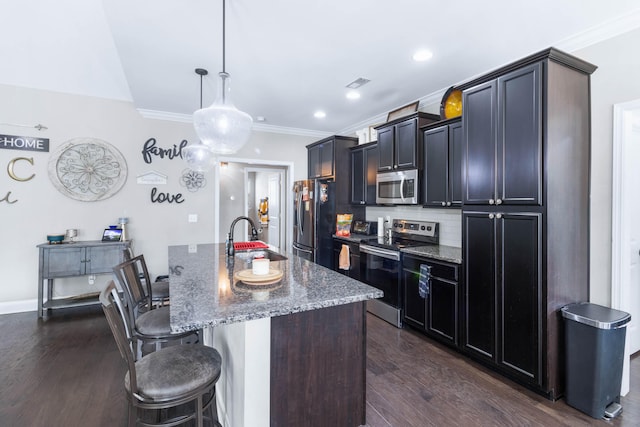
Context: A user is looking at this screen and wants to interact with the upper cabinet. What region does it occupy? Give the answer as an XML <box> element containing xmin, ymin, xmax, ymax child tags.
<box><xmin>307</xmin><ymin>136</ymin><xmax>357</xmax><ymax>180</ymax></box>
<box><xmin>462</xmin><ymin>63</ymin><xmax>542</xmax><ymax>206</ymax></box>
<box><xmin>350</xmin><ymin>142</ymin><xmax>378</xmax><ymax>205</ymax></box>
<box><xmin>376</xmin><ymin>112</ymin><xmax>439</xmax><ymax>171</ymax></box>
<box><xmin>422</xmin><ymin>118</ymin><xmax>462</xmax><ymax>208</ymax></box>
<box><xmin>307</xmin><ymin>138</ymin><xmax>335</xmax><ymax>179</ymax></box>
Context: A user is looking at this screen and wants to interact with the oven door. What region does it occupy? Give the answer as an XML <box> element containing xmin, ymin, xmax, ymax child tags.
<box><xmin>359</xmin><ymin>244</ymin><xmax>401</xmax><ymax>308</ymax></box>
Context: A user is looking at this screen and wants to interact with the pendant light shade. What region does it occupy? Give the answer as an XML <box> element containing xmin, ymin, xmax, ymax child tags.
<box><xmin>187</xmin><ymin>0</ymin><xmax>252</xmax><ymax>168</ymax></box>
<box><xmin>182</xmin><ymin>142</ymin><xmax>216</xmax><ymax>172</ymax></box>
<box><xmin>193</xmin><ymin>71</ymin><xmax>253</xmax><ymax>155</ymax></box>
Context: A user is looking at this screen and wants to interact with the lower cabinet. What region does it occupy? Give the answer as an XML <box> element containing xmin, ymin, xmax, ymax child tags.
<box><xmin>462</xmin><ymin>211</ymin><xmax>542</xmax><ymax>387</ymax></box>
<box><xmin>402</xmin><ymin>254</ymin><xmax>459</xmax><ymax>347</ymax></box>
<box><xmin>332</xmin><ymin>238</ymin><xmax>361</xmax><ymax>281</ymax></box>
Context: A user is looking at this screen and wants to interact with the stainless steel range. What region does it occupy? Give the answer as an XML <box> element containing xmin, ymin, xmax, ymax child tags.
<box><xmin>360</xmin><ymin>219</ymin><xmax>439</xmax><ymax>328</ymax></box>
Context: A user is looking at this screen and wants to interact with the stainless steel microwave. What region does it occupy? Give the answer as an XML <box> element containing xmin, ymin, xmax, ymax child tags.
<box><xmin>376</xmin><ymin>169</ymin><xmax>420</xmax><ymax>205</ymax></box>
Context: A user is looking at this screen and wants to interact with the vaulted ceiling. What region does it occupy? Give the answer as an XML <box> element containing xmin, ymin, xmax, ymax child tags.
<box><xmin>4</xmin><ymin>1</ymin><xmax>640</xmax><ymax>136</ymax></box>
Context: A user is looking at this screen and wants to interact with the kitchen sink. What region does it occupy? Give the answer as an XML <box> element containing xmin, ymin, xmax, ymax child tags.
<box><xmin>234</xmin><ymin>249</ymin><xmax>288</xmax><ymax>262</ymax></box>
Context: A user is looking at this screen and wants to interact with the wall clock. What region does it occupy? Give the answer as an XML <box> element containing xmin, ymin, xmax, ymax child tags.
<box><xmin>48</xmin><ymin>137</ymin><xmax>128</xmax><ymax>202</ymax></box>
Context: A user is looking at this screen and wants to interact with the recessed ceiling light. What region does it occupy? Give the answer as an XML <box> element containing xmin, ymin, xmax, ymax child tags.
<box><xmin>346</xmin><ymin>90</ymin><xmax>361</xmax><ymax>100</ymax></box>
<box><xmin>413</xmin><ymin>49</ymin><xmax>433</xmax><ymax>62</ymax></box>
<box><xmin>256</xmin><ymin>116</ymin><xmax>266</xmax><ymax>122</ymax></box>
<box><xmin>314</xmin><ymin>111</ymin><xmax>326</xmax><ymax>119</ymax></box>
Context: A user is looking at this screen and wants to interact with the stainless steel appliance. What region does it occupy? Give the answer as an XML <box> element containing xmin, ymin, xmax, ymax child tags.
<box><xmin>351</xmin><ymin>220</ymin><xmax>377</xmax><ymax>235</ymax></box>
<box><xmin>376</xmin><ymin>169</ymin><xmax>420</xmax><ymax>205</ymax></box>
<box><xmin>360</xmin><ymin>218</ymin><xmax>438</xmax><ymax>327</ymax></box>
<box><xmin>292</xmin><ymin>179</ymin><xmax>336</xmax><ymax>267</ymax></box>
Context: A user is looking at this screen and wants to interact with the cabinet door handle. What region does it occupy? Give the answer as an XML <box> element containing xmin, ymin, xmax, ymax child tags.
<box><xmin>446</xmin><ymin>202</ymin><xmax>451</xmax><ymax>206</ymax></box>
<box><xmin>489</xmin><ymin>213</ymin><xmax>495</xmax><ymax>219</ymax></box>
<box><xmin>496</xmin><ymin>213</ymin><xmax>502</xmax><ymax>219</ymax></box>
<box><xmin>496</xmin><ymin>198</ymin><xmax>503</xmax><ymax>205</ymax></box>
<box><xmin>441</xmin><ymin>202</ymin><xmax>446</xmax><ymax>206</ymax></box>
<box><xmin>489</xmin><ymin>199</ymin><xmax>495</xmax><ymax>205</ymax></box>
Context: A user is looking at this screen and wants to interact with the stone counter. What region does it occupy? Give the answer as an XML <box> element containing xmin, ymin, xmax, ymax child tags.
<box><xmin>168</xmin><ymin>243</ymin><xmax>382</xmax><ymax>333</ymax></box>
<box><xmin>401</xmin><ymin>244</ymin><xmax>462</xmax><ymax>264</ymax></box>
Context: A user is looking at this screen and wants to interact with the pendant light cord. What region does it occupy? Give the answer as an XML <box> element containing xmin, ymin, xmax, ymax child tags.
<box><xmin>199</xmin><ymin>73</ymin><xmax>203</xmax><ymax>109</ymax></box>
<box><xmin>222</xmin><ymin>0</ymin><xmax>226</xmax><ymax>73</ymax></box>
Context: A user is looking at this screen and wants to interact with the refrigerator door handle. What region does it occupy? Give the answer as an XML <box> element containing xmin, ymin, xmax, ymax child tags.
<box><xmin>294</xmin><ymin>245</ymin><xmax>313</xmax><ymax>255</ymax></box>
<box><xmin>297</xmin><ymin>192</ymin><xmax>304</xmax><ymax>235</ymax></box>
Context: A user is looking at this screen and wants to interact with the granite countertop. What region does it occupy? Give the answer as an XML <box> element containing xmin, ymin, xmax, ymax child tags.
<box><xmin>401</xmin><ymin>244</ymin><xmax>462</xmax><ymax>264</ymax></box>
<box><xmin>168</xmin><ymin>243</ymin><xmax>383</xmax><ymax>332</ymax></box>
<box><xmin>332</xmin><ymin>233</ymin><xmax>376</xmax><ymax>243</ymax></box>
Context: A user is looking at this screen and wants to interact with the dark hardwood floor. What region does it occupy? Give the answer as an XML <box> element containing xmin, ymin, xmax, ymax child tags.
<box><xmin>0</xmin><ymin>306</ymin><xmax>638</xmax><ymax>426</ymax></box>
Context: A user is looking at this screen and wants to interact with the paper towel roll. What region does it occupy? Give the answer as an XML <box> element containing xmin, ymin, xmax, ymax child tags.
<box><xmin>377</xmin><ymin>217</ymin><xmax>384</xmax><ymax>237</ymax></box>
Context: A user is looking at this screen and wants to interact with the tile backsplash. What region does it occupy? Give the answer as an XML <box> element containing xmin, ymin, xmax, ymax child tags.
<box><xmin>366</xmin><ymin>206</ymin><xmax>462</xmax><ymax>248</ymax></box>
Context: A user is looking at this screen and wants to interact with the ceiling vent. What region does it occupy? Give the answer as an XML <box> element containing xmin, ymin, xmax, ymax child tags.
<box><xmin>346</xmin><ymin>78</ymin><xmax>371</xmax><ymax>89</ymax></box>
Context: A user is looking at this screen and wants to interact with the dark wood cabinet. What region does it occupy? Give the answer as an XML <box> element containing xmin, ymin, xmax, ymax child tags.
<box><xmin>375</xmin><ymin>112</ymin><xmax>439</xmax><ymax>172</ymax></box>
<box><xmin>307</xmin><ymin>135</ymin><xmax>359</xmax><ymax>180</ymax></box>
<box><xmin>332</xmin><ymin>238</ymin><xmax>361</xmax><ymax>280</ymax></box>
<box><xmin>463</xmin><ymin>63</ymin><xmax>542</xmax><ymax>206</ymax></box>
<box><xmin>460</xmin><ymin>48</ymin><xmax>596</xmax><ymax>398</ymax></box>
<box><xmin>307</xmin><ymin>138</ymin><xmax>335</xmax><ymax>179</ymax></box>
<box><xmin>463</xmin><ymin>212</ymin><xmax>541</xmax><ymax>384</ymax></box>
<box><xmin>402</xmin><ymin>254</ymin><xmax>459</xmax><ymax>347</ymax></box>
<box><xmin>423</xmin><ymin>119</ymin><xmax>462</xmax><ymax>208</ymax></box>
<box><xmin>350</xmin><ymin>142</ymin><xmax>378</xmax><ymax>205</ymax></box>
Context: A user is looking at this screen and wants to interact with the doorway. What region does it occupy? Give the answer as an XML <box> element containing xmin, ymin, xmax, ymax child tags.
<box><xmin>214</xmin><ymin>157</ymin><xmax>293</xmax><ymax>252</ymax></box>
<box><xmin>612</xmin><ymin>99</ymin><xmax>640</xmax><ymax>396</ymax></box>
<box><xmin>245</xmin><ymin>168</ymin><xmax>285</xmax><ymax>250</ymax></box>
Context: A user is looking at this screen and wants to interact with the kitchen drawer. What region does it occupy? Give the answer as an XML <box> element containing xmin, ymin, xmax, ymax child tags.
<box><xmin>403</xmin><ymin>254</ymin><xmax>458</xmax><ymax>281</ymax></box>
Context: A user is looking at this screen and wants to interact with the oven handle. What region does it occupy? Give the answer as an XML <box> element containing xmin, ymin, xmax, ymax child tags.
<box><xmin>360</xmin><ymin>244</ymin><xmax>400</xmax><ymax>261</ymax></box>
<box><xmin>400</xmin><ymin>176</ymin><xmax>406</xmax><ymax>201</ymax></box>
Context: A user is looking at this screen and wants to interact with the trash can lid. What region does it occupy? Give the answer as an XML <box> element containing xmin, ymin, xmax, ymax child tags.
<box><xmin>561</xmin><ymin>302</ymin><xmax>631</xmax><ymax>329</ymax></box>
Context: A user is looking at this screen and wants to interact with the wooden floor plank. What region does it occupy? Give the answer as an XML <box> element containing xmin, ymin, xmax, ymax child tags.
<box><xmin>0</xmin><ymin>306</ymin><xmax>639</xmax><ymax>426</ymax></box>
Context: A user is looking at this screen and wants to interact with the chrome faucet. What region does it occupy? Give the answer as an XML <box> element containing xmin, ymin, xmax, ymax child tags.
<box><xmin>227</xmin><ymin>216</ymin><xmax>259</xmax><ymax>256</ymax></box>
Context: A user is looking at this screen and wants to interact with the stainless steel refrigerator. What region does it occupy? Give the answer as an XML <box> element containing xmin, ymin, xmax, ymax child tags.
<box><xmin>292</xmin><ymin>179</ymin><xmax>336</xmax><ymax>268</ymax></box>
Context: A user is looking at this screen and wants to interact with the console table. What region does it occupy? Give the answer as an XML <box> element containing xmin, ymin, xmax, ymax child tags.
<box><xmin>37</xmin><ymin>240</ymin><xmax>130</xmax><ymax>318</ymax></box>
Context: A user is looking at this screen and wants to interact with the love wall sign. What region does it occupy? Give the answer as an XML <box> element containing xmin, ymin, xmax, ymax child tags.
<box><xmin>141</xmin><ymin>138</ymin><xmax>188</xmax><ymax>204</ymax></box>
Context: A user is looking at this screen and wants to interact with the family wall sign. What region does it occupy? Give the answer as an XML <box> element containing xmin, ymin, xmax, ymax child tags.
<box><xmin>141</xmin><ymin>138</ymin><xmax>204</xmax><ymax>204</ymax></box>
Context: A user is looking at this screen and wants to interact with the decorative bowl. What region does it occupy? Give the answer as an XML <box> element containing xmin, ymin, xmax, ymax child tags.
<box><xmin>47</xmin><ymin>234</ymin><xmax>65</xmax><ymax>244</ymax></box>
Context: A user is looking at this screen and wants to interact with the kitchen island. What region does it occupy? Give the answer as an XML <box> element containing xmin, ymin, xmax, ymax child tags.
<box><xmin>168</xmin><ymin>243</ymin><xmax>382</xmax><ymax>427</ymax></box>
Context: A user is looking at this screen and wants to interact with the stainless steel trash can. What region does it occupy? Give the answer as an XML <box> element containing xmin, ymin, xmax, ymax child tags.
<box><xmin>561</xmin><ymin>302</ymin><xmax>631</xmax><ymax>419</ymax></box>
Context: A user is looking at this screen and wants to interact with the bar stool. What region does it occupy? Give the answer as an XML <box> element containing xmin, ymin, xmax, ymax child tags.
<box><xmin>123</xmin><ymin>248</ymin><xmax>171</xmax><ymax>307</ymax></box>
<box><xmin>101</xmin><ymin>281</ymin><xmax>221</xmax><ymax>427</ymax></box>
<box><xmin>113</xmin><ymin>255</ymin><xmax>198</xmax><ymax>359</ymax></box>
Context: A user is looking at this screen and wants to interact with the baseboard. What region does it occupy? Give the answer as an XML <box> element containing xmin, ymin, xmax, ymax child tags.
<box><xmin>0</xmin><ymin>299</ymin><xmax>37</xmax><ymax>315</ymax></box>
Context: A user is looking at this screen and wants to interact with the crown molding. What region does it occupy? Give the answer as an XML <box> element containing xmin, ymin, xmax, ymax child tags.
<box><xmin>137</xmin><ymin>108</ymin><xmax>332</xmax><ymax>138</ymax></box>
<box><xmin>556</xmin><ymin>7</ymin><xmax>640</xmax><ymax>52</ymax></box>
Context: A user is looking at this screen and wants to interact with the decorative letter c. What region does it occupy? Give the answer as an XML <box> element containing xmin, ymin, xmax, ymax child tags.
<box><xmin>8</xmin><ymin>157</ymin><xmax>35</xmax><ymax>182</ymax></box>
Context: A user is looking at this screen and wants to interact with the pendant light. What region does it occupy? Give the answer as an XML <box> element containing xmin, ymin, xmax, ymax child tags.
<box><xmin>193</xmin><ymin>0</ymin><xmax>253</xmax><ymax>155</ymax></box>
<box><xmin>183</xmin><ymin>68</ymin><xmax>217</xmax><ymax>172</ymax></box>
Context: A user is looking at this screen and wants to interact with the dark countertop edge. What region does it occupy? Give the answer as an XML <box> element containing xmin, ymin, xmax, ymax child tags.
<box><xmin>170</xmin><ymin>292</ymin><xmax>383</xmax><ymax>333</ymax></box>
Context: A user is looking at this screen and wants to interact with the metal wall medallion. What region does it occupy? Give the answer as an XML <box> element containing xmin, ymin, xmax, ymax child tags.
<box><xmin>48</xmin><ymin>138</ymin><xmax>128</xmax><ymax>202</ymax></box>
<box><xmin>180</xmin><ymin>168</ymin><xmax>206</xmax><ymax>192</ymax></box>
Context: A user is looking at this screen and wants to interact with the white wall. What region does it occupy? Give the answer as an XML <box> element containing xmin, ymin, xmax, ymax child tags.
<box><xmin>0</xmin><ymin>84</ymin><xmax>311</xmax><ymax>310</ymax></box>
<box><xmin>574</xmin><ymin>28</ymin><xmax>640</xmax><ymax>306</ymax></box>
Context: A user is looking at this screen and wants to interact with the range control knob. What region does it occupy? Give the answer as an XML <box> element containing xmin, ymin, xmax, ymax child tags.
<box><xmin>427</xmin><ymin>226</ymin><xmax>432</xmax><ymax>231</ymax></box>
<box><xmin>421</xmin><ymin>225</ymin><xmax>426</xmax><ymax>230</ymax></box>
